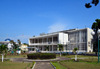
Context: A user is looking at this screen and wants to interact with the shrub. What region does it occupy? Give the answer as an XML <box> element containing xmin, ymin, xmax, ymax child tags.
<box><xmin>62</xmin><ymin>53</ymin><xmax>67</xmax><ymax>56</ymax></box>
<box><xmin>27</xmin><ymin>53</ymin><xmax>56</xmax><ymax>59</ymax></box>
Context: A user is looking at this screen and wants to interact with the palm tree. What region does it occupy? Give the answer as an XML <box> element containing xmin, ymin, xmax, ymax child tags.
<box><xmin>73</xmin><ymin>48</ymin><xmax>78</xmax><ymax>61</ymax></box>
<box><xmin>0</xmin><ymin>44</ymin><xmax>8</xmax><ymax>62</ymax></box>
<box><xmin>17</xmin><ymin>39</ymin><xmax>21</xmax><ymax>46</ymax></box>
<box><xmin>17</xmin><ymin>39</ymin><xmax>21</xmax><ymax>50</ymax></box>
<box><xmin>58</xmin><ymin>44</ymin><xmax>63</xmax><ymax>57</ymax></box>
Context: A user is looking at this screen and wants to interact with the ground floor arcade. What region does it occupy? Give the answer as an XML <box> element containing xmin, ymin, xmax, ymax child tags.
<box><xmin>28</xmin><ymin>45</ymin><xmax>67</xmax><ymax>53</ymax></box>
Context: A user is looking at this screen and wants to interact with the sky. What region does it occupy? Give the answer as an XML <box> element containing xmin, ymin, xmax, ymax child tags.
<box><xmin>0</xmin><ymin>0</ymin><xmax>100</xmax><ymax>43</ymax></box>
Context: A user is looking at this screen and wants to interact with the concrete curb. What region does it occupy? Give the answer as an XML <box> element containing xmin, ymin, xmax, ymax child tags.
<box><xmin>32</xmin><ymin>62</ymin><xmax>36</xmax><ymax>69</ymax></box>
<box><xmin>24</xmin><ymin>58</ymin><xmax>60</xmax><ymax>62</ymax></box>
<box><xmin>50</xmin><ymin>62</ymin><xmax>56</xmax><ymax>69</ymax></box>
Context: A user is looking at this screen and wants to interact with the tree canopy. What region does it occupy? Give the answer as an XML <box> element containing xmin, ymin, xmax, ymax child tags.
<box><xmin>92</xmin><ymin>19</ymin><xmax>100</xmax><ymax>32</ymax></box>
<box><xmin>85</xmin><ymin>0</ymin><xmax>99</xmax><ymax>8</ymax></box>
<box><xmin>73</xmin><ymin>48</ymin><xmax>78</xmax><ymax>54</ymax></box>
<box><xmin>17</xmin><ymin>39</ymin><xmax>21</xmax><ymax>45</ymax></box>
<box><xmin>0</xmin><ymin>44</ymin><xmax>7</xmax><ymax>54</ymax></box>
<box><xmin>10</xmin><ymin>40</ymin><xmax>18</xmax><ymax>50</ymax></box>
<box><xmin>58</xmin><ymin>44</ymin><xmax>63</xmax><ymax>51</ymax></box>
<box><xmin>91</xmin><ymin>19</ymin><xmax>100</xmax><ymax>53</ymax></box>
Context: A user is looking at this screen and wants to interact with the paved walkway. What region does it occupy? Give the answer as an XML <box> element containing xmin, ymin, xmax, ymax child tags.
<box><xmin>34</xmin><ymin>62</ymin><xmax>54</xmax><ymax>69</ymax></box>
<box><xmin>10</xmin><ymin>57</ymin><xmax>70</xmax><ymax>62</ymax></box>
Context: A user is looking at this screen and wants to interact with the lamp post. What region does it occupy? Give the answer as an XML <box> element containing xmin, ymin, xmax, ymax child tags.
<box><xmin>91</xmin><ymin>29</ymin><xmax>100</xmax><ymax>63</ymax></box>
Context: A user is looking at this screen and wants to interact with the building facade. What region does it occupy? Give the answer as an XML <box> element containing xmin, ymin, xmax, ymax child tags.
<box><xmin>28</xmin><ymin>28</ymin><xmax>93</xmax><ymax>53</ymax></box>
<box><xmin>19</xmin><ymin>44</ymin><xmax>28</xmax><ymax>52</ymax></box>
<box><xmin>0</xmin><ymin>41</ymin><xmax>14</xmax><ymax>51</ymax></box>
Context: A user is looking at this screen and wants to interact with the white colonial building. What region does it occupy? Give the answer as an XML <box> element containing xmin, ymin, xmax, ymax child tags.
<box><xmin>28</xmin><ymin>28</ymin><xmax>93</xmax><ymax>53</ymax></box>
<box><xmin>0</xmin><ymin>41</ymin><xmax>13</xmax><ymax>51</ymax></box>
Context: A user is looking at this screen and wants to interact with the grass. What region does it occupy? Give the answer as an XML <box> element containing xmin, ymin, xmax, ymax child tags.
<box><xmin>63</xmin><ymin>55</ymin><xmax>97</xmax><ymax>58</ymax></box>
<box><xmin>0</xmin><ymin>58</ymin><xmax>35</xmax><ymax>69</ymax></box>
<box><xmin>25</xmin><ymin>61</ymin><xmax>35</xmax><ymax>69</ymax></box>
<box><xmin>0</xmin><ymin>61</ymin><xmax>31</xmax><ymax>69</ymax></box>
<box><xmin>52</xmin><ymin>58</ymin><xmax>100</xmax><ymax>69</ymax></box>
<box><xmin>60</xmin><ymin>60</ymin><xmax>100</xmax><ymax>69</ymax></box>
<box><xmin>0</xmin><ymin>54</ymin><xmax>27</xmax><ymax>58</ymax></box>
<box><xmin>52</xmin><ymin>55</ymin><xmax>100</xmax><ymax>69</ymax></box>
<box><xmin>51</xmin><ymin>61</ymin><xmax>66</xmax><ymax>69</ymax></box>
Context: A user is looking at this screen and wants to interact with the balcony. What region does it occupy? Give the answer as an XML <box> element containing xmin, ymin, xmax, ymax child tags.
<box><xmin>29</xmin><ymin>41</ymin><xmax>58</xmax><ymax>45</ymax></box>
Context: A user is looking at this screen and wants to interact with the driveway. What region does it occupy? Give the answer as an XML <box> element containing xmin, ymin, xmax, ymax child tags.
<box><xmin>34</xmin><ymin>62</ymin><xmax>54</xmax><ymax>69</ymax></box>
<box><xmin>10</xmin><ymin>57</ymin><xmax>70</xmax><ymax>62</ymax></box>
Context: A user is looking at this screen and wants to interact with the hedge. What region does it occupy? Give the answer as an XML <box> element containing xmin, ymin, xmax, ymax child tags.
<box><xmin>27</xmin><ymin>53</ymin><xmax>56</xmax><ymax>59</ymax></box>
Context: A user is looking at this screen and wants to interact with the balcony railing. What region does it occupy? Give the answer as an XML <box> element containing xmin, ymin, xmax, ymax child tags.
<box><xmin>30</xmin><ymin>41</ymin><xmax>58</xmax><ymax>45</ymax></box>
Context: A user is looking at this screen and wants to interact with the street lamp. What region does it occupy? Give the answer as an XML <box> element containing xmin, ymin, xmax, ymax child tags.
<box><xmin>91</xmin><ymin>29</ymin><xmax>100</xmax><ymax>63</ymax></box>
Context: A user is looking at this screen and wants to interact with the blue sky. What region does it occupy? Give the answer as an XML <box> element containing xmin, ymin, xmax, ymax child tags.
<box><xmin>0</xmin><ymin>0</ymin><xmax>100</xmax><ymax>43</ymax></box>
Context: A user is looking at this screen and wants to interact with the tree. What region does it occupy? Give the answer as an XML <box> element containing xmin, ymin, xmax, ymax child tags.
<box><xmin>17</xmin><ymin>39</ymin><xmax>21</xmax><ymax>46</ymax></box>
<box><xmin>23</xmin><ymin>43</ymin><xmax>29</xmax><ymax>46</ymax></box>
<box><xmin>73</xmin><ymin>48</ymin><xmax>78</xmax><ymax>61</ymax></box>
<box><xmin>10</xmin><ymin>40</ymin><xmax>18</xmax><ymax>52</ymax></box>
<box><xmin>58</xmin><ymin>44</ymin><xmax>63</xmax><ymax>57</ymax></box>
<box><xmin>85</xmin><ymin>0</ymin><xmax>99</xmax><ymax>8</ymax></box>
<box><xmin>33</xmin><ymin>35</ymin><xmax>35</xmax><ymax>37</ymax></box>
<box><xmin>17</xmin><ymin>39</ymin><xmax>21</xmax><ymax>49</ymax></box>
<box><xmin>0</xmin><ymin>44</ymin><xmax>8</xmax><ymax>62</ymax></box>
<box><xmin>91</xmin><ymin>19</ymin><xmax>100</xmax><ymax>55</ymax></box>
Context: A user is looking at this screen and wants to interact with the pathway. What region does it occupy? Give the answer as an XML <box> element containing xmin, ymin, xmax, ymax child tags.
<box><xmin>34</xmin><ymin>62</ymin><xmax>54</xmax><ymax>69</ymax></box>
<box><xmin>10</xmin><ymin>57</ymin><xmax>70</xmax><ymax>62</ymax></box>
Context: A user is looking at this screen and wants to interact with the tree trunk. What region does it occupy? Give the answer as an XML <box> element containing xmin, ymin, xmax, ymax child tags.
<box><xmin>2</xmin><ymin>54</ymin><xmax>4</xmax><ymax>62</ymax></box>
<box><xmin>60</xmin><ymin>51</ymin><xmax>61</xmax><ymax>57</ymax></box>
<box><xmin>75</xmin><ymin>55</ymin><xmax>77</xmax><ymax>61</ymax></box>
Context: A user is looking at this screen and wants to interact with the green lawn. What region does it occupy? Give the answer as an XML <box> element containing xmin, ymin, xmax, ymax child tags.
<box><xmin>63</xmin><ymin>55</ymin><xmax>97</xmax><ymax>58</ymax></box>
<box><xmin>52</xmin><ymin>59</ymin><xmax>100</xmax><ymax>69</ymax></box>
<box><xmin>60</xmin><ymin>60</ymin><xmax>100</xmax><ymax>69</ymax></box>
<box><xmin>0</xmin><ymin>54</ymin><xmax>27</xmax><ymax>58</ymax></box>
<box><xmin>0</xmin><ymin>61</ymin><xmax>32</xmax><ymax>69</ymax></box>
<box><xmin>51</xmin><ymin>61</ymin><xmax>66</xmax><ymax>69</ymax></box>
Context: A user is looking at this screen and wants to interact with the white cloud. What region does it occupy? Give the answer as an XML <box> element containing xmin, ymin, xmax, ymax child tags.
<box><xmin>48</xmin><ymin>22</ymin><xmax>67</xmax><ymax>33</ymax></box>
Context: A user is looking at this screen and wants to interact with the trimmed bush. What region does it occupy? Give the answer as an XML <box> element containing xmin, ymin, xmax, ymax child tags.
<box><xmin>27</xmin><ymin>53</ymin><xmax>56</xmax><ymax>59</ymax></box>
<box><xmin>62</xmin><ymin>53</ymin><xmax>67</xmax><ymax>56</ymax></box>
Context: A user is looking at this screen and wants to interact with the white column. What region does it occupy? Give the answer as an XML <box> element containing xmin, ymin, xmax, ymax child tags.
<box><xmin>34</xmin><ymin>39</ymin><xmax>35</xmax><ymax>43</ymax></box>
<box><xmin>49</xmin><ymin>46</ymin><xmax>50</xmax><ymax>51</ymax></box>
<box><xmin>57</xmin><ymin>45</ymin><xmax>59</xmax><ymax>51</ymax></box>
<box><xmin>52</xmin><ymin>45</ymin><xmax>53</xmax><ymax>52</ymax></box>
<box><xmin>79</xmin><ymin>31</ymin><xmax>81</xmax><ymax>50</ymax></box>
<box><xmin>47</xmin><ymin>37</ymin><xmax>48</xmax><ymax>44</ymax></box>
<box><xmin>37</xmin><ymin>39</ymin><xmax>39</xmax><ymax>43</ymax></box>
<box><xmin>52</xmin><ymin>36</ymin><xmax>53</xmax><ymax>43</ymax></box>
<box><xmin>42</xmin><ymin>46</ymin><xmax>44</xmax><ymax>51</ymax></box>
<box><xmin>42</xmin><ymin>38</ymin><xmax>43</xmax><ymax>44</ymax></box>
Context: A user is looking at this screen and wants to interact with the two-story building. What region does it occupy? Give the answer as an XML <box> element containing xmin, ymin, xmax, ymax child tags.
<box><xmin>28</xmin><ymin>28</ymin><xmax>93</xmax><ymax>53</ymax></box>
